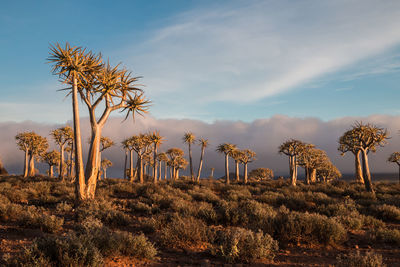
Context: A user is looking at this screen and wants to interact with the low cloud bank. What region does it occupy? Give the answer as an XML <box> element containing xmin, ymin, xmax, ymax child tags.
<box><xmin>1</xmin><ymin>115</ymin><xmax>399</xmax><ymax>179</ymax></box>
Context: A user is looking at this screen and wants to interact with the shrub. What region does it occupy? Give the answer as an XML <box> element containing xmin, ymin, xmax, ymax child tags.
<box><xmin>336</xmin><ymin>251</ymin><xmax>386</xmax><ymax>267</ymax></box>
<box><xmin>210</xmin><ymin>227</ymin><xmax>278</xmax><ymax>263</ymax></box>
<box><xmin>372</xmin><ymin>204</ymin><xmax>400</xmax><ymax>222</ymax></box>
<box><xmin>373</xmin><ymin>228</ymin><xmax>400</xmax><ymax>245</ymax></box>
<box><xmin>56</xmin><ymin>201</ymin><xmax>73</xmax><ymax>213</ymax></box>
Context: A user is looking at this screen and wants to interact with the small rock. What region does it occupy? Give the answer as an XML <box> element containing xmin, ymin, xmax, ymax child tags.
<box><xmin>354</xmin><ymin>245</ymin><xmax>359</xmax><ymax>249</ymax></box>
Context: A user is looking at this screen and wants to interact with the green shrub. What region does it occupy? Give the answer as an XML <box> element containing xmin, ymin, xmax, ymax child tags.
<box><xmin>372</xmin><ymin>204</ymin><xmax>400</xmax><ymax>222</ymax></box>
<box><xmin>373</xmin><ymin>228</ymin><xmax>400</xmax><ymax>245</ymax></box>
<box><xmin>336</xmin><ymin>251</ymin><xmax>386</xmax><ymax>267</ymax></box>
<box><xmin>210</xmin><ymin>227</ymin><xmax>278</xmax><ymax>263</ymax></box>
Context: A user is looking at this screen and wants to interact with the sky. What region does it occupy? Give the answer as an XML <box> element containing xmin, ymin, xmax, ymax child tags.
<box><xmin>1</xmin><ymin>1</ymin><xmax>400</xmax><ymax>177</ymax></box>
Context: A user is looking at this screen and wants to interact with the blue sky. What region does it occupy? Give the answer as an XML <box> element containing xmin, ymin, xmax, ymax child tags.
<box><xmin>1</xmin><ymin>0</ymin><xmax>400</xmax><ymax>123</ymax></box>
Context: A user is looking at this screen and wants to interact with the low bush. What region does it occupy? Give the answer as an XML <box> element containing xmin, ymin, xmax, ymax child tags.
<box><xmin>336</xmin><ymin>251</ymin><xmax>386</xmax><ymax>267</ymax></box>
<box><xmin>372</xmin><ymin>228</ymin><xmax>400</xmax><ymax>245</ymax></box>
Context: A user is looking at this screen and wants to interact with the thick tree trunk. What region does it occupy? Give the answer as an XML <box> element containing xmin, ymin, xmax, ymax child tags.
<box><xmin>197</xmin><ymin>147</ymin><xmax>204</xmax><ymax>182</ymax></box>
<box><xmin>49</xmin><ymin>165</ymin><xmax>53</xmax><ymax>178</ymax></box>
<box><xmin>361</xmin><ymin>149</ymin><xmax>374</xmax><ymax>193</ymax></box>
<box><xmin>290</xmin><ymin>156</ymin><xmax>297</xmax><ymax>186</ymax></box>
<box><xmin>354</xmin><ymin>150</ymin><xmax>364</xmax><ymax>184</ymax></box>
<box><xmin>244</xmin><ymin>163</ymin><xmax>248</xmax><ymax>184</ymax></box>
<box><xmin>28</xmin><ymin>154</ymin><xmax>35</xmax><ymax>177</ymax></box>
<box><xmin>176</xmin><ymin>169</ymin><xmax>180</xmax><ymax>179</ymax></box>
<box><xmin>235</xmin><ymin>161</ymin><xmax>240</xmax><ymax>182</ymax></box>
<box><xmin>188</xmin><ymin>143</ymin><xmax>194</xmax><ymax>181</ymax></box>
<box><xmin>225</xmin><ymin>154</ymin><xmax>230</xmax><ymax>184</ymax></box>
<box><xmin>72</xmin><ymin>77</ymin><xmax>86</xmax><ymax>201</ymax></box>
<box><xmin>85</xmin><ymin>124</ymin><xmax>101</xmax><ymax>199</ymax></box>
<box><xmin>170</xmin><ymin>167</ymin><xmax>173</xmax><ymax>180</ymax></box>
<box><xmin>305</xmin><ymin>167</ymin><xmax>310</xmax><ymax>185</ymax></box>
<box><xmin>139</xmin><ymin>156</ymin><xmax>144</xmax><ymax>184</ymax></box>
<box><xmin>153</xmin><ymin>145</ymin><xmax>157</xmax><ymax>183</ymax></box>
<box><xmin>96</xmin><ymin>151</ymin><xmax>102</xmax><ymax>180</ymax></box>
<box><xmin>310</xmin><ymin>168</ymin><xmax>317</xmax><ymax>183</ymax></box>
<box><xmin>59</xmin><ymin>144</ymin><xmax>65</xmax><ymax>180</ymax></box>
<box><xmin>23</xmin><ymin>150</ymin><xmax>28</xmax><ymax>177</ymax></box>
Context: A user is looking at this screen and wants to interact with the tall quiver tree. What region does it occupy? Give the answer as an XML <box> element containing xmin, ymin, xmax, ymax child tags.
<box><xmin>42</xmin><ymin>150</ymin><xmax>60</xmax><ymax>178</ymax></box>
<box><xmin>196</xmin><ymin>138</ymin><xmax>209</xmax><ymax>182</ymax></box>
<box><xmin>346</xmin><ymin>122</ymin><xmax>388</xmax><ymax>193</ymax></box>
<box><xmin>239</xmin><ymin>149</ymin><xmax>256</xmax><ymax>184</ymax></box>
<box><xmin>97</xmin><ymin>137</ymin><xmax>114</xmax><ymax>180</ymax></box>
<box><xmin>49</xmin><ymin>43</ymin><xmax>103</xmax><ymax>201</ymax></box>
<box><xmin>388</xmin><ymin>152</ymin><xmax>400</xmax><ymax>183</ymax></box>
<box><xmin>150</xmin><ymin>131</ymin><xmax>164</xmax><ymax>183</ymax></box>
<box><xmin>166</xmin><ymin>148</ymin><xmax>184</xmax><ymax>180</ymax></box>
<box><xmin>51</xmin><ymin>126</ymin><xmax>73</xmax><ymax>180</ymax></box>
<box><xmin>15</xmin><ymin>132</ymin><xmax>32</xmax><ymax>177</ymax></box>
<box><xmin>216</xmin><ymin>143</ymin><xmax>237</xmax><ymax>184</ymax></box>
<box><xmin>183</xmin><ymin>132</ymin><xmax>196</xmax><ymax>181</ymax></box>
<box><xmin>279</xmin><ymin>139</ymin><xmax>306</xmax><ymax>186</ymax></box>
<box><xmin>338</xmin><ymin>130</ymin><xmax>364</xmax><ymax>184</ymax></box>
<box><xmin>231</xmin><ymin>149</ymin><xmax>243</xmax><ymax>182</ymax></box>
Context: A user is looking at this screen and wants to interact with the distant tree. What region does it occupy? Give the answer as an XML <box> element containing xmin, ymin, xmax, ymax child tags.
<box><xmin>42</xmin><ymin>150</ymin><xmax>60</xmax><ymax>178</ymax></box>
<box><xmin>166</xmin><ymin>148</ymin><xmax>185</xmax><ymax>180</ymax></box>
<box><xmin>210</xmin><ymin>167</ymin><xmax>215</xmax><ymax>178</ymax></box>
<box><xmin>51</xmin><ymin>126</ymin><xmax>73</xmax><ymax>180</ymax></box>
<box><xmin>15</xmin><ymin>132</ymin><xmax>32</xmax><ymax>177</ymax></box>
<box><xmin>65</xmin><ymin>141</ymin><xmax>74</xmax><ymax>178</ymax></box>
<box><xmin>101</xmin><ymin>158</ymin><xmax>112</xmax><ymax>179</ymax></box>
<box><xmin>183</xmin><ymin>132</ymin><xmax>196</xmax><ymax>181</ymax></box>
<box><xmin>16</xmin><ymin>132</ymin><xmax>48</xmax><ymax>177</ymax></box>
<box><xmin>298</xmin><ymin>146</ymin><xmax>332</xmax><ymax>184</ymax></box>
<box><xmin>157</xmin><ymin>152</ymin><xmax>168</xmax><ymax>180</ymax></box>
<box><xmin>317</xmin><ymin>160</ymin><xmax>342</xmax><ymax>182</ymax></box>
<box><xmin>231</xmin><ymin>149</ymin><xmax>244</xmax><ymax>182</ymax></box>
<box><xmin>342</xmin><ymin>122</ymin><xmax>388</xmax><ymax>193</ymax></box>
<box><xmin>216</xmin><ymin>143</ymin><xmax>237</xmax><ymax>184</ymax></box>
<box><xmin>249</xmin><ymin>168</ymin><xmax>274</xmax><ymax>181</ymax></box>
<box><xmin>96</xmin><ymin>136</ymin><xmax>114</xmax><ymax>180</ymax></box>
<box><xmin>122</xmin><ymin>138</ymin><xmax>135</xmax><ymax>180</ymax></box>
<box><xmin>196</xmin><ymin>138</ymin><xmax>209</xmax><ymax>182</ymax></box>
<box><xmin>0</xmin><ymin>158</ymin><xmax>8</xmax><ymax>176</ymax></box>
<box><xmin>388</xmin><ymin>152</ymin><xmax>400</xmax><ymax>183</ymax></box>
<box><xmin>131</xmin><ymin>134</ymin><xmax>152</xmax><ymax>183</ymax></box>
<box><xmin>150</xmin><ymin>131</ymin><xmax>164</xmax><ymax>183</ymax></box>
<box><xmin>279</xmin><ymin>139</ymin><xmax>306</xmax><ymax>186</ymax></box>
<box><xmin>239</xmin><ymin>149</ymin><xmax>256</xmax><ymax>184</ymax></box>
<box><xmin>175</xmin><ymin>156</ymin><xmax>188</xmax><ymax>179</ymax></box>
<box><xmin>338</xmin><ymin>130</ymin><xmax>364</xmax><ymax>184</ymax></box>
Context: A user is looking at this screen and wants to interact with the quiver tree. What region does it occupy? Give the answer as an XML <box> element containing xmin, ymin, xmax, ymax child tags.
<box><xmin>51</xmin><ymin>126</ymin><xmax>73</xmax><ymax>180</ymax></box>
<box><xmin>196</xmin><ymin>138</ymin><xmax>208</xmax><ymax>182</ymax></box>
<box><xmin>49</xmin><ymin>43</ymin><xmax>150</xmax><ymax>201</ymax></box>
<box><xmin>16</xmin><ymin>132</ymin><xmax>48</xmax><ymax>177</ymax></box>
<box><xmin>298</xmin><ymin>145</ymin><xmax>331</xmax><ymax>184</ymax></box>
<box><xmin>122</xmin><ymin>138</ymin><xmax>135</xmax><ymax>180</ymax></box>
<box><xmin>0</xmin><ymin>159</ymin><xmax>8</xmax><ymax>176</ymax></box>
<box><xmin>97</xmin><ymin>136</ymin><xmax>114</xmax><ymax>179</ymax></box>
<box><xmin>175</xmin><ymin>156</ymin><xmax>188</xmax><ymax>179</ymax></box>
<box><xmin>183</xmin><ymin>132</ymin><xmax>196</xmax><ymax>181</ymax></box>
<box><xmin>388</xmin><ymin>152</ymin><xmax>400</xmax><ymax>183</ymax></box>
<box><xmin>150</xmin><ymin>131</ymin><xmax>164</xmax><ymax>183</ymax></box>
<box><xmin>42</xmin><ymin>150</ymin><xmax>60</xmax><ymax>178</ymax></box>
<box><xmin>317</xmin><ymin>160</ymin><xmax>342</xmax><ymax>182</ymax></box>
<box><xmin>101</xmin><ymin>158</ymin><xmax>112</xmax><ymax>179</ymax></box>
<box><xmin>166</xmin><ymin>148</ymin><xmax>184</xmax><ymax>180</ymax></box>
<box><xmin>65</xmin><ymin>141</ymin><xmax>74</xmax><ymax>178</ymax></box>
<box><xmin>249</xmin><ymin>168</ymin><xmax>274</xmax><ymax>181</ymax></box>
<box><xmin>278</xmin><ymin>139</ymin><xmax>306</xmax><ymax>186</ymax></box>
<box><xmin>15</xmin><ymin>132</ymin><xmax>32</xmax><ymax>177</ymax></box>
<box><xmin>131</xmin><ymin>134</ymin><xmax>152</xmax><ymax>183</ymax></box>
<box><xmin>338</xmin><ymin>131</ymin><xmax>364</xmax><ymax>184</ymax></box>
<box><xmin>344</xmin><ymin>122</ymin><xmax>388</xmax><ymax>193</ymax></box>
<box><xmin>210</xmin><ymin>167</ymin><xmax>215</xmax><ymax>178</ymax></box>
<box><xmin>216</xmin><ymin>143</ymin><xmax>237</xmax><ymax>184</ymax></box>
<box><xmin>239</xmin><ymin>149</ymin><xmax>256</xmax><ymax>184</ymax></box>
<box><xmin>157</xmin><ymin>152</ymin><xmax>168</xmax><ymax>180</ymax></box>
<box><xmin>231</xmin><ymin>149</ymin><xmax>244</xmax><ymax>182</ymax></box>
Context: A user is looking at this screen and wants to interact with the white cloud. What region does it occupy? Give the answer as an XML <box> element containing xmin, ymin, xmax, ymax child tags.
<box><xmin>121</xmin><ymin>0</ymin><xmax>400</xmax><ymax>105</ymax></box>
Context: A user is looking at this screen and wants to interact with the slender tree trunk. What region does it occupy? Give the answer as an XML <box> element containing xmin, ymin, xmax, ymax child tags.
<box><xmin>225</xmin><ymin>154</ymin><xmax>230</xmax><ymax>184</ymax></box>
<box><xmin>235</xmin><ymin>161</ymin><xmax>240</xmax><ymax>182</ymax></box>
<box><xmin>104</xmin><ymin>168</ymin><xmax>107</xmax><ymax>179</ymax></box>
<box><xmin>170</xmin><ymin>166</ymin><xmax>173</xmax><ymax>180</ymax></box>
<box><xmin>59</xmin><ymin>144</ymin><xmax>65</xmax><ymax>180</ymax></box>
<box><xmin>85</xmin><ymin>124</ymin><xmax>102</xmax><ymax>199</ymax></box>
<box><xmin>398</xmin><ymin>164</ymin><xmax>400</xmax><ymax>184</ymax></box>
<box><xmin>244</xmin><ymin>163</ymin><xmax>248</xmax><ymax>184</ymax></box>
<box><xmin>124</xmin><ymin>150</ymin><xmax>127</xmax><ymax>179</ymax></box>
<box><xmin>72</xmin><ymin>76</ymin><xmax>86</xmax><ymax>201</ymax></box>
<box><xmin>361</xmin><ymin>149</ymin><xmax>374</xmax><ymax>193</ymax></box>
<box><xmin>23</xmin><ymin>150</ymin><xmax>29</xmax><ymax>177</ymax></box>
<box><xmin>305</xmin><ymin>167</ymin><xmax>310</xmax><ymax>185</ymax></box>
<box><xmin>139</xmin><ymin>156</ymin><xmax>144</xmax><ymax>184</ymax></box>
<box><xmin>69</xmin><ymin>144</ymin><xmax>74</xmax><ymax>178</ymax></box>
<box><xmin>289</xmin><ymin>156</ymin><xmax>293</xmax><ymax>179</ymax></box>
<box><xmin>310</xmin><ymin>168</ymin><xmax>317</xmax><ymax>183</ymax></box>
<box><xmin>197</xmin><ymin>147</ymin><xmax>205</xmax><ymax>182</ymax></box>
<box><xmin>164</xmin><ymin>162</ymin><xmax>167</xmax><ymax>180</ymax></box>
<box><xmin>159</xmin><ymin>161</ymin><xmax>162</xmax><ymax>181</ymax></box>
<box><xmin>210</xmin><ymin>168</ymin><xmax>214</xmax><ymax>178</ymax></box>
<box><xmin>28</xmin><ymin>153</ymin><xmax>35</xmax><ymax>177</ymax></box>
<box><xmin>176</xmin><ymin>169</ymin><xmax>180</xmax><ymax>179</ymax></box>
<box><xmin>354</xmin><ymin>150</ymin><xmax>364</xmax><ymax>184</ymax></box>
<box><xmin>153</xmin><ymin>145</ymin><xmax>158</xmax><ymax>183</ymax></box>
<box><xmin>188</xmin><ymin>143</ymin><xmax>194</xmax><ymax>181</ymax></box>
<box><xmin>290</xmin><ymin>156</ymin><xmax>297</xmax><ymax>186</ymax></box>
<box><xmin>49</xmin><ymin>165</ymin><xmax>53</xmax><ymax>178</ymax></box>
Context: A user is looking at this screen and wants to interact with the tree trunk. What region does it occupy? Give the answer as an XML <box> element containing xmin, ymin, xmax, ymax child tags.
<box><xmin>361</xmin><ymin>149</ymin><xmax>374</xmax><ymax>193</ymax></box>
<box><xmin>130</xmin><ymin>150</ymin><xmax>135</xmax><ymax>180</ymax></box>
<box><xmin>124</xmin><ymin>150</ymin><xmax>127</xmax><ymax>179</ymax></box>
<box><xmin>210</xmin><ymin>168</ymin><xmax>214</xmax><ymax>178</ymax></box>
<box><xmin>72</xmin><ymin>76</ymin><xmax>86</xmax><ymax>201</ymax></box>
<box><xmin>305</xmin><ymin>167</ymin><xmax>310</xmax><ymax>185</ymax></box>
<box><xmin>104</xmin><ymin>168</ymin><xmax>107</xmax><ymax>179</ymax></box>
<box><xmin>28</xmin><ymin>153</ymin><xmax>35</xmax><ymax>177</ymax></box>
<box><xmin>225</xmin><ymin>154</ymin><xmax>230</xmax><ymax>184</ymax></box>
<box><xmin>170</xmin><ymin>166</ymin><xmax>173</xmax><ymax>180</ymax></box>
<box><xmin>85</xmin><ymin>124</ymin><xmax>101</xmax><ymax>200</ymax></box>
<box><xmin>197</xmin><ymin>147</ymin><xmax>205</xmax><ymax>182</ymax></box>
<box><xmin>188</xmin><ymin>143</ymin><xmax>194</xmax><ymax>181</ymax></box>
<box><xmin>290</xmin><ymin>156</ymin><xmax>297</xmax><ymax>186</ymax></box>
<box><xmin>176</xmin><ymin>169</ymin><xmax>180</xmax><ymax>179</ymax></box>
<box><xmin>159</xmin><ymin>161</ymin><xmax>162</xmax><ymax>181</ymax></box>
<box><xmin>164</xmin><ymin>162</ymin><xmax>167</xmax><ymax>180</ymax></box>
<box><xmin>153</xmin><ymin>145</ymin><xmax>157</xmax><ymax>183</ymax></box>
<box><xmin>139</xmin><ymin>156</ymin><xmax>144</xmax><ymax>184</ymax></box>
<box><xmin>59</xmin><ymin>144</ymin><xmax>65</xmax><ymax>180</ymax></box>
<box><xmin>235</xmin><ymin>161</ymin><xmax>239</xmax><ymax>182</ymax></box>
<box><xmin>23</xmin><ymin>150</ymin><xmax>28</xmax><ymax>177</ymax></box>
<box><xmin>69</xmin><ymin>144</ymin><xmax>74</xmax><ymax>178</ymax></box>
<box><xmin>310</xmin><ymin>168</ymin><xmax>317</xmax><ymax>183</ymax></box>
<box><xmin>354</xmin><ymin>150</ymin><xmax>364</xmax><ymax>184</ymax></box>
<box><xmin>398</xmin><ymin>164</ymin><xmax>400</xmax><ymax>184</ymax></box>
<box><xmin>244</xmin><ymin>163</ymin><xmax>248</xmax><ymax>184</ymax></box>
<box><xmin>49</xmin><ymin>165</ymin><xmax>53</xmax><ymax>178</ymax></box>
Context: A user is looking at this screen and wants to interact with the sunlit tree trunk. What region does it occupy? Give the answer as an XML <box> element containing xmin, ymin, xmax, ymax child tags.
<box><xmin>159</xmin><ymin>161</ymin><xmax>162</xmax><ymax>181</ymax></box>
<box><xmin>310</xmin><ymin>168</ymin><xmax>317</xmax><ymax>183</ymax></box>
<box><xmin>354</xmin><ymin>151</ymin><xmax>364</xmax><ymax>184</ymax></box>
<box><xmin>188</xmin><ymin>142</ymin><xmax>194</xmax><ymax>181</ymax></box>
<box><xmin>176</xmin><ymin>169</ymin><xmax>180</xmax><ymax>179</ymax></box>
<box><xmin>139</xmin><ymin>156</ymin><xmax>144</xmax><ymax>184</ymax></box>
<box><xmin>361</xmin><ymin>149</ymin><xmax>374</xmax><ymax>193</ymax></box>
<box><xmin>164</xmin><ymin>162</ymin><xmax>167</xmax><ymax>180</ymax></box>
<box><xmin>235</xmin><ymin>161</ymin><xmax>240</xmax><ymax>182</ymax></box>
<box><xmin>130</xmin><ymin>150</ymin><xmax>135</xmax><ymax>180</ymax></box>
<box><xmin>103</xmin><ymin>167</ymin><xmax>107</xmax><ymax>179</ymax></box>
<box><xmin>305</xmin><ymin>167</ymin><xmax>310</xmax><ymax>185</ymax></box>
<box><xmin>72</xmin><ymin>76</ymin><xmax>86</xmax><ymax>201</ymax></box>
<box><xmin>197</xmin><ymin>146</ymin><xmax>205</xmax><ymax>182</ymax></box>
<box><xmin>28</xmin><ymin>153</ymin><xmax>35</xmax><ymax>177</ymax></box>
<box><xmin>59</xmin><ymin>144</ymin><xmax>65</xmax><ymax>180</ymax></box>
<box><xmin>124</xmin><ymin>150</ymin><xmax>128</xmax><ymax>179</ymax></box>
<box><xmin>153</xmin><ymin>144</ymin><xmax>158</xmax><ymax>183</ymax></box>
<box><xmin>243</xmin><ymin>163</ymin><xmax>248</xmax><ymax>184</ymax></box>
<box><xmin>225</xmin><ymin>153</ymin><xmax>230</xmax><ymax>184</ymax></box>
<box><xmin>210</xmin><ymin>168</ymin><xmax>214</xmax><ymax>178</ymax></box>
<box><xmin>23</xmin><ymin>150</ymin><xmax>29</xmax><ymax>177</ymax></box>
<box><xmin>85</xmin><ymin>123</ymin><xmax>101</xmax><ymax>199</ymax></box>
<box><xmin>290</xmin><ymin>156</ymin><xmax>297</xmax><ymax>186</ymax></box>
<box><xmin>49</xmin><ymin>165</ymin><xmax>53</xmax><ymax>178</ymax></box>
